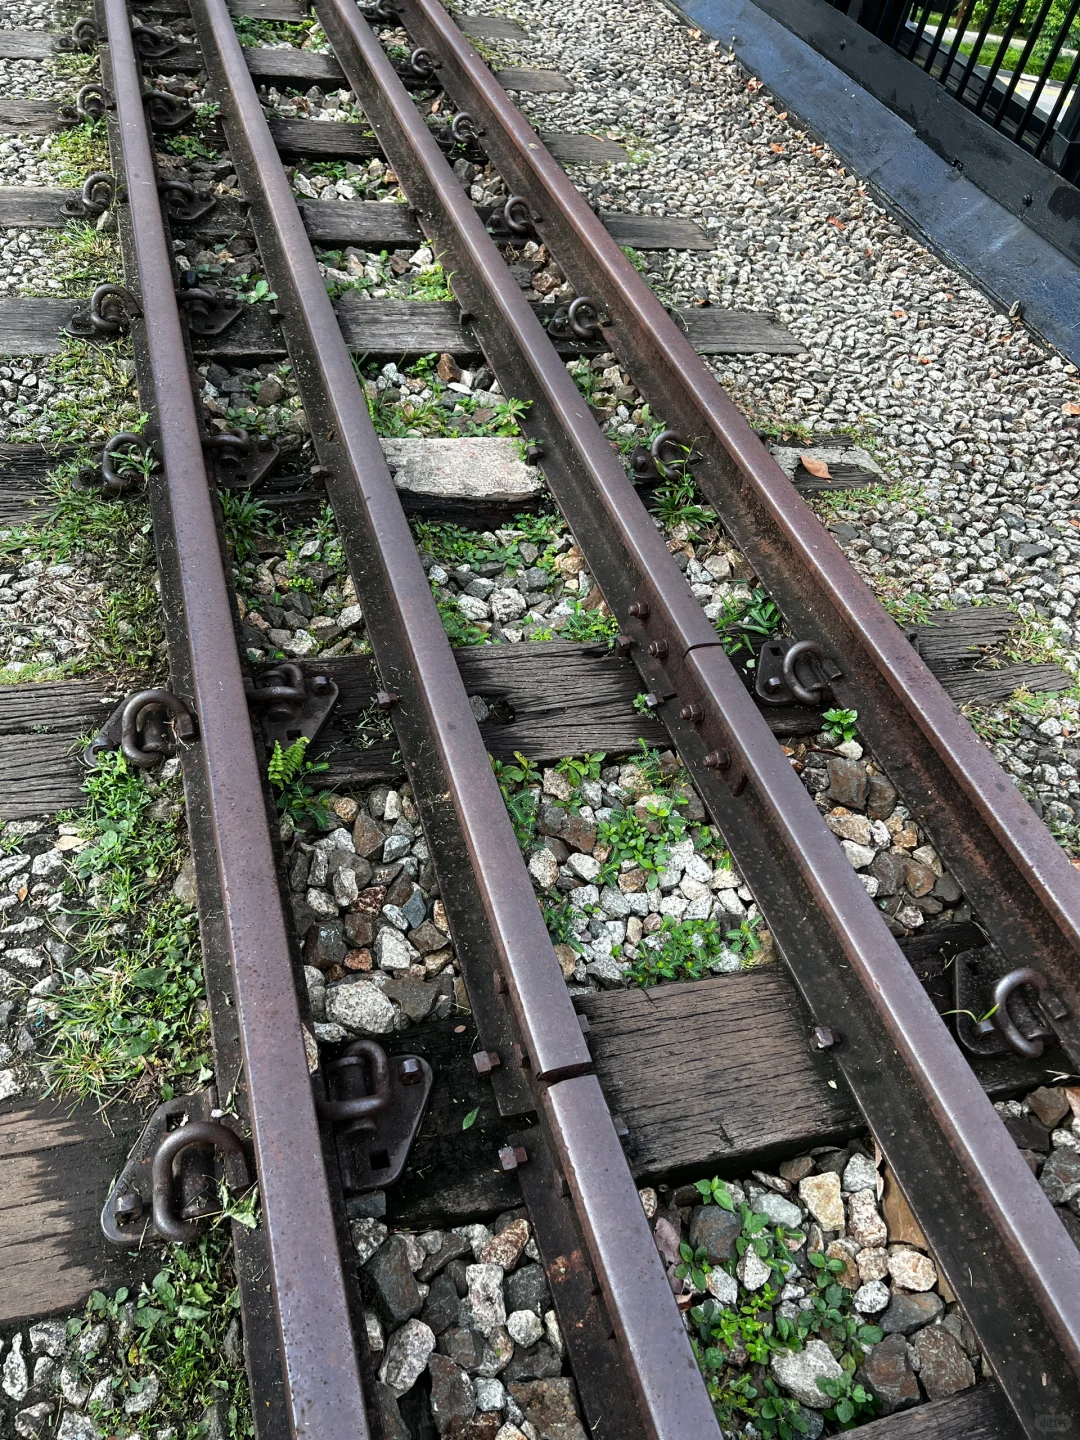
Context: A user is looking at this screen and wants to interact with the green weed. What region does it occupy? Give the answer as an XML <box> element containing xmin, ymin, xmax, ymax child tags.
<box><xmin>80</xmin><ymin>1230</ymin><xmax>253</xmax><ymax>1438</ymax></box>
<box><xmin>44</xmin><ymin>753</ymin><xmax>210</xmax><ymax>1104</ymax></box>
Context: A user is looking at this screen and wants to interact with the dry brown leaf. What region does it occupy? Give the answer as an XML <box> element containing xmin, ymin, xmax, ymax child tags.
<box><xmin>799</xmin><ymin>454</ymin><xmax>832</xmax><ymax>479</ymax></box>
<box><xmin>769</xmin><ymin>143</ymin><xmax>784</xmax><ymax>154</ymax></box>
<box><xmin>1062</xmin><ymin>402</ymin><xmax>1080</xmax><ymax>416</ymax></box>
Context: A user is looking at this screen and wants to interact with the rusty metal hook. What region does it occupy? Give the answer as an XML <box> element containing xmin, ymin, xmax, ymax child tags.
<box><xmin>410</xmin><ymin>46</ymin><xmax>438</xmax><ymax>77</ymax></box>
<box><xmin>992</xmin><ymin>968</ymin><xmax>1057</xmax><ymax>1059</ymax></box>
<box><xmin>451</xmin><ymin>111</ymin><xmax>482</xmax><ymax>143</ymax></box>
<box><xmin>502</xmin><ymin>194</ymin><xmax>534</xmax><ymax>235</ymax></box>
<box><xmin>322</xmin><ymin>1040</ymin><xmax>392</xmax><ymax>1136</ymax></box>
<box><xmin>651</xmin><ymin>429</ymin><xmax>692</xmax><ymax>474</ymax></box>
<box><xmin>74</xmin><ymin>83</ymin><xmax>107</xmax><ymax>122</ymax></box>
<box><xmin>131</xmin><ymin>18</ymin><xmax>179</xmax><ymax>59</ymax></box>
<box><xmin>91</xmin><ymin>283</ymin><xmax>142</xmax><ymax>334</ymax></box>
<box><xmin>70</xmin><ymin>16</ymin><xmax>99</xmax><ymax>50</ymax></box>
<box><xmin>567</xmin><ymin>296</ymin><xmax>602</xmax><ymax>340</ymax></box>
<box><xmin>143</xmin><ymin>88</ymin><xmax>194</xmax><ymax>132</ymax></box>
<box><xmin>62</xmin><ymin>171</ymin><xmax>115</xmax><ymax>219</ymax></box>
<box><xmin>120</xmin><ymin>689</ymin><xmax>197</xmax><ymax>769</ymax></box>
<box><xmin>151</xmin><ymin>1121</ymin><xmax>249</xmax><ymax>1244</ymax></box>
<box><xmin>781</xmin><ymin>640</ymin><xmax>835</xmax><ymax>708</ymax></box>
<box><xmin>246</xmin><ymin>663</ymin><xmax>308</xmax><ymax>718</ymax></box>
<box><xmin>99</xmin><ymin>433</ymin><xmax>150</xmax><ymax>497</ymax></box>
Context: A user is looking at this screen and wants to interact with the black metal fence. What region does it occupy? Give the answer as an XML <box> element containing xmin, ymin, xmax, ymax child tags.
<box><xmin>833</xmin><ymin>0</ymin><xmax>1080</xmax><ymax>177</ymax></box>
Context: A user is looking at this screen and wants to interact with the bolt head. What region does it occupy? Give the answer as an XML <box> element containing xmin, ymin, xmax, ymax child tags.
<box><xmin>398</xmin><ymin>1058</ymin><xmax>423</xmax><ymax>1085</ymax></box>
<box><xmin>811</xmin><ymin>1026</ymin><xmax>841</xmax><ymax>1050</ymax></box>
<box><xmin>498</xmin><ymin>1145</ymin><xmax>528</xmax><ymax>1173</ymax></box>
<box><xmin>472</xmin><ymin>1051</ymin><xmax>500</xmax><ymax>1076</ymax></box>
<box><xmin>704</xmin><ymin>749</ymin><xmax>731</xmax><ymax>771</ymax></box>
<box><xmin>113</xmin><ymin>1190</ymin><xmax>143</xmax><ymax>1221</ymax></box>
<box><xmin>376</xmin><ymin>690</ymin><xmax>398</xmax><ymax>713</ymax></box>
<box><xmin>648</xmin><ymin>640</ymin><xmax>668</xmax><ymax>659</ymax></box>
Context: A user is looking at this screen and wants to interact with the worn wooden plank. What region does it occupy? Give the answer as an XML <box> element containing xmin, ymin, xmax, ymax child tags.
<box><xmin>674</xmin><ymin>307</ymin><xmax>804</xmax><ymax>355</ymax></box>
<box><xmin>460</xmin><ymin>15</ymin><xmax>529</xmax><ymax>42</ymax></box>
<box><xmin>269</xmin><ymin>116</ymin><xmax>379</xmax><ymax>160</ymax></box>
<box><xmin>244</xmin><ymin>45</ymin><xmax>344</xmax><ymax>86</ymax></box>
<box><xmin>542</xmin><ymin>132</ymin><xmax>629</xmax><ymax>165</ymax></box>
<box><xmin>0</xmin><ymin>100</ymin><xmax>71</xmax><ymax>135</ymax></box>
<box><xmin>0</xmin><ymin>31</ymin><xmax>63</xmax><ymax>59</ymax></box>
<box><xmin>0</xmin><ymin>732</ymin><xmax>90</xmax><ymax>817</ymax></box>
<box><xmin>0</xmin><ymin>297</ymin><xmax>79</xmax><ymax>356</ymax></box>
<box><xmin>939</xmin><ymin>662</ymin><xmax>1073</xmax><ymax>704</ymax></box>
<box><xmin>0</xmin><ymin>187</ymin><xmax>73</xmax><ymax>230</ymax></box>
<box><xmin>601</xmin><ymin>213</ymin><xmax>712</xmax><ymax>251</ymax></box>
<box><xmin>302</xmin><ymin>198</ymin><xmax>709</xmax><ymax>252</ymax></box>
<box><xmin>495</xmin><ymin>67</ymin><xmax>574</xmax><ymax>93</ymax></box>
<box><xmin>0</xmin><ymin>679</ymin><xmax>114</xmax><ymax>735</ymax></box>
<box><xmin>0</xmin><ymin>445</ymin><xmax>79</xmax><ymax>524</ymax></box>
<box><xmin>0</xmin><ymin>1097</ymin><xmax>152</xmax><ymax>1322</ymax></box>
<box><xmin>859</xmin><ymin>1386</ymin><xmax>1019</xmax><ymax>1439</ymax></box>
<box><xmin>230</xmin><ymin>0</ymin><xmax>304</xmax><ymax>15</ymax></box>
<box><xmin>297</xmin><ymin>642</ymin><xmax>668</xmax><ymax>786</ymax></box>
<box><xmin>577</xmin><ymin>966</ymin><xmax>1050</xmax><ymax>1177</ymax></box>
<box><xmin>915</xmin><ymin>605</ymin><xmax>1016</xmax><ymax>666</ymax></box>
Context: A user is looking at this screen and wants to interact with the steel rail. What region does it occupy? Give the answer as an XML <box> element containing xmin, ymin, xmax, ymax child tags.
<box><xmin>306</xmin><ymin>4</ymin><xmax>1080</xmax><ymax>1431</ymax></box>
<box><xmin>187</xmin><ymin>2</ymin><xmax>723</xmax><ymax>1433</ymax></box>
<box><xmin>389</xmin><ymin>0</ymin><xmax>1080</xmax><ymax>1072</ymax></box>
<box><xmin>96</xmin><ymin>3</ymin><xmax>370</xmax><ymax>1435</ymax></box>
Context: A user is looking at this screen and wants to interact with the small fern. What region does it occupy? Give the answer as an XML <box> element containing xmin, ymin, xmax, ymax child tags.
<box><xmin>268</xmin><ymin>737</ymin><xmax>309</xmax><ymax>788</ymax></box>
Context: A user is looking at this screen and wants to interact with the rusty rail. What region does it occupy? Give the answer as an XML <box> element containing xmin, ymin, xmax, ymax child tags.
<box><xmin>94</xmin><ymin>2</ymin><xmax>370</xmax><ymax>1435</ymax></box>
<box><xmin>304</xmin><ymin>1</ymin><xmax>1080</xmax><ymax>1432</ymax></box>
<box><xmin>187</xmin><ymin>0</ymin><xmax>723</xmax><ymax>1433</ymax></box>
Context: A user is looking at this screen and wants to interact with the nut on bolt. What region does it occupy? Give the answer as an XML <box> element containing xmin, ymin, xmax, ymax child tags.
<box><xmin>112</xmin><ymin>1189</ymin><xmax>143</xmax><ymax>1223</ymax></box>
<box><xmin>472</xmin><ymin>1050</ymin><xmax>501</xmax><ymax>1076</ymax></box>
<box><xmin>648</xmin><ymin>639</ymin><xmax>669</xmax><ymax>659</ymax></box>
<box><xmin>376</xmin><ymin>689</ymin><xmax>398</xmax><ymax>712</ymax></box>
<box><xmin>811</xmin><ymin>1026</ymin><xmax>841</xmax><ymax>1050</ymax></box>
<box><xmin>628</xmin><ymin>601</ymin><xmax>650</xmax><ymax>620</ymax></box>
<box><xmin>398</xmin><ymin>1058</ymin><xmax>423</xmax><ymax>1085</ymax></box>
<box><xmin>679</xmin><ymin>702</ymin><xmax>704</xmax><ymax>723</ymax></box>
<box><xmin>499</xmin><ymin>1145</ymin><xmax>528</xmax><ymax>1173</ymax></box>
<box><xmin>704</xmin><ymin>749</ymin><xmax>731</xmax><ymax>771</ymax></box>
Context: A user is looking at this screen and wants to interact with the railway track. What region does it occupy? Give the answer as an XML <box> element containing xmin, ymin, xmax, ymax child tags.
<box><xmin>1</xmin><ymin>0</ymin><xmax>1079</xmax><ymax>1437</ymax></box>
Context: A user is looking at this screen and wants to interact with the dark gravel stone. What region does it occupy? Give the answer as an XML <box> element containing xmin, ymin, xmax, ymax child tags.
<box><xmin>364</xmin><ymin>1235</ymin><xmax>423</xmax><ymax>1325</ymax></box>
<box><xmin>826</xmin><ymin>757</ymin><xmax>868</xmax><ymax>809</ymax></box>
<box><xmin>428</xmin><ymin>1354</ymin><xmax>475</xmax><ymax>1434</ymax></box>
<box><xmin>688</xmin><ymin>1204</ymin><xmax>742</xmax><ymax>1262</ymax></box>
<box><xmin>870</xmin><ymin>850</ymin><xmax>906</xmax><ymax>895</ymax></box>
<box><xmin>858</xmin><ymin>1333</ymin><xmax>919</xmax><ymax>1414</ymax></box>
<box><xmin>410</xmin><ymin>919</ymin><xmax>446</xmax><ymax>954</ymax></box>
<box><xmin>402</xmin><ymin>887</ymin><xmax>428</xmax><ymax>929</ymax></box>
<box><xmin>302</xmin><ymin>921</ymin><xmax>346</xmax><ymax>970</ymax></box>
<box><xmin>383</xmin><ymin>978</ymin><xmax>439</xmax><ymax>1023</ymax></box>
<box><xmin>327</xmin><ymin>851</ymin><xmax>374</xmax><ymax>889</ymax></box>
<box><xmin>1002</xmin><ymin>1111</ymin><xmax>1050</xmax><ymax>1153</ymax></box>
<box><xmin>1027</xmin><ymin>1086</ymin><xmax>1071</xmax><ymax>1129</ymax></box>
<box><xmin>865</xmin><ymin>773</ymin><xmax>897</xmax><ymax>819</ymax></box>
<box><xmin>438</xmin><ymin>1327</ymin><xmax>485</xmax><ymax>1373</ymax></box>
<box><xmin>1039</xmin><ymin>1148</ymin><xmax>1080</xmax><ymax>1205</ymax></box>
<box><xmin>374</xmin><ymin>1382</ymin><xmax>411</xmax><ymax>1440</ymax></box>
<box><xmin>353</xmin><ymin>812</ymin><xmax>387</xmax><ymax>858</ymax></box>
<box><xmin>502</xmin><ymin>1340</ymin><xmax>564</xmax><ymax>1382</ymax></box>
<box><xmin>418</xmin><ymin>1232</ymin><xmax>472</xmax><ymax>1284</ymax></box>
<box><xmin>509</xmin><ymin>1378</ymin><xmax>586</xmax><ymax>1440</ymax></box>
<box><xmin>344</xmin><ymin>911</ymin><xmax>375</xmax><ymax>948</ymax></box>
<box><xmin>422</xmin><ymin>1272</ymin><xmax>462</xmax><ymax>1336</ymax></box>
<box><xmin>913</xmin><ymin>1325</ymin><xmax>975</xmax><ymax>1400</ymax></box>
<box><xmin>879</xmin><ymin>1290</ymin><xmax>943</xmax><ymax>1336</ymax></box>
<box><xmin>506</xmin><ymin>1262</ymin><xmax>551</xmax><ymax>1317</ymax></box>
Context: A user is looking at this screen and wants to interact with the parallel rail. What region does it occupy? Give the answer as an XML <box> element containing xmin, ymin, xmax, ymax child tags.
<box><xmin>71</xmin><ymin>1</ymin><xmax>1080</xmax><ymax>1437</ymax></box>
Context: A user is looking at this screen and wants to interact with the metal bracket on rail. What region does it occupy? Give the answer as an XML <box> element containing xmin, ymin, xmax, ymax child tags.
<box><xmin>86</xmin><ymin>689</ymin><xmax>198</xmax><ymax>770</ymax></box>
<box><xmin>755</xmin><ymin>637</ymin><xmax>842</xmax><ymax>709</ymax></box>
<box><xmin>246</xmin><ymin>664</ymin><xmax>338</xmax><ymax>749</ymax></box>
<box><xmin>62</xmin><ymin>172</ymin><xmax>117</xmax><ymax>220</ymax></box>
<box><xmin>627</xmin><ymin>427</ymin><xmax>703</xmax><ymax>484</ymax></box>
<box><xmin>205</xmin><ymin>427</ymin><xmax>279</xmax><ymax>490</ymax></box>
<box><xmin>158</xmin><ymin>178</ymin><xmax>217</xmax><ymax>224</ymax></box>
<box><xmin>72</xmin><ymin>83</ymin><xmax>108</xmax><ymax>122</ymax></box>
<box><xmin>76</xmin><ymin>432</ymin><xmax>156</xmax><ymax>498</ymax></box>
<box><xmin>143</xmin><ymin>88</ymin><xmax>195</xmax><ymax>133</ymax></box>
<box><xmin>320</xmin><ymin>1039</ymin><xmax>433</xmax><ymax>1193</ymax></box>
<box><xmin>66</xmin><ymin>283</ymin><xmax>142</xmax><ymax>341</ymax></box>
<box><xmin>130</xmin><ymin>19</ymin><xmax>181</xmax><ymax>60</ymax></box>
<box><xmin>102</xmin><ymin>1092</ymin><xmax>250</xmax><ymax>1247</ymax></box>
<box><xmin>953</xmin><ymin>947</ymin><xmax>1069</xmax><ymax>1059</ymax></box>
<box><xmin>177</xmin><ymin>274</ymin><xmax>244</xmax><ymax>337</ymax></box>
<box><xmin>62</xmin><ymin>16</ymin><xmax>99</xmax><ymax>52</ymax></box>
<box><xmin>486</xmin><ymin>193</ymin><xmax>540</xmax><ymax>242</ymax></box>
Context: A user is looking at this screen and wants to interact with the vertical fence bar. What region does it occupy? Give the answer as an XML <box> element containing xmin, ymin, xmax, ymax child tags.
<box><xmin>1013</xmin><ymin>0</ymin><xmax>1080</xmax><ymax>145</ymax></box>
